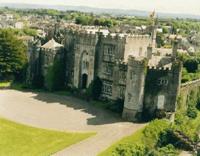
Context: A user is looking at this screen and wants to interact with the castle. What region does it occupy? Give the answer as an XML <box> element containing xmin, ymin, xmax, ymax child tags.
<box><xmin>27</xmin><ymin>16</ymin><xmax>182</xmax><ymax>121</ymax></box>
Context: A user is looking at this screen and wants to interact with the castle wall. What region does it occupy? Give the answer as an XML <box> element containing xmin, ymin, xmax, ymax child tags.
<box><xmin>178</xmin><ymin>79</ymin><xmax>200</xmax><ymax>111</ymax></box>
<box><xmin>122</xmin><ymin>57</ymin><xmax>147</xmax><ymax>121</ymax></box>
<box><xmin>72</xmin><ymin>33</ymin><xmax>98</xmax><ymax>88</ymax></box>
<box><xmin>26</xmin><ymin>40</ymin><xmax>41</xmax><ymax>84</ymax></box>
<box><xmin>27</xmin><ymin>29</ymin><xmax>184</xmax><ymax>122</ymax></box>
<box><xmin>112</xmin><ymin>63</ymin><xmax>127</xmax><ymax>100</ymax></box>
<box><xmin>96</xmin><ymin>35</ymin><xmax>126</xmax><ymax>99</ymax></box>
<box><xmin>63</xmin><ymin>31</ymin><xmax>76</xmax><ymax>87</ymax></box>
<box><xmin>143</xmin><ymin>61</ymin><xmax>182</xmax><ymax>118</ymax></box>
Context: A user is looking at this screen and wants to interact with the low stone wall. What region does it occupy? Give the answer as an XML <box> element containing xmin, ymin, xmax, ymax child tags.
<box><xmin>178</xmin><ymin>79</ymin><xmax>200</xmax><ymax>111</ymax></box>
<box><xmin>181</xmin><ymin>79</ymin><xmax>200</xmax><ymax>91</ymax></box>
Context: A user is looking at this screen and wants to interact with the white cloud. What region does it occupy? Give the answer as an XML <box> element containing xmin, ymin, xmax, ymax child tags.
<box><xmin>1</xmin><ymin>0</ymin><xmax>200</xmax><ymax>15</ymax></box>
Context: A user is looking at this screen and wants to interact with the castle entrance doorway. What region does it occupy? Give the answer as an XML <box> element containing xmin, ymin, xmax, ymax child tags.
<box><xmin>82</xmin><ymin>74</ymin><xmax>88</xmax><ymax>89</ymax></box>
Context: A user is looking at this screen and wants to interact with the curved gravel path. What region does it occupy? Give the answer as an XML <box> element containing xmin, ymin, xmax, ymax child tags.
<box><xmin>0</xmin><ymin>89</ymin><xmax>145</xmax><ymax>156</ymax></box>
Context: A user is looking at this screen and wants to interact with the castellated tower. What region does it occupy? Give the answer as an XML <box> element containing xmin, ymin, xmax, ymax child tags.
<box><xmin>72</xmin><ymin>32</ymin><xmax>98</xmax><ymax>89</ymax></box>
<box><xmin>122</xmin><ymin>56</ymin><xmax>147</xmax><ymax>121</ymax></box>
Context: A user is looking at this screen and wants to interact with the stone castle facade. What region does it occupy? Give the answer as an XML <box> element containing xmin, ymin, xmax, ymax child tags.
<box><xmin>27</xmin><ymin>21</ymin><xmax>182</xmax><ymax>121</ymax></box>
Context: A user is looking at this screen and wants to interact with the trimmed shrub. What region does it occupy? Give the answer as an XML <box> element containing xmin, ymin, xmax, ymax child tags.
<box><xmin>158</xmin><ymin>129</ymin><xmax>195</xmax><ymax>151</ymax></box>
<box><xmin>143</xmin><ymin>119</ymin><xmax>170</xmax><ymax>148</ymax></box>
<box><xmin>157</xmin><ymin>144</ymin><xmax>178</xmax><ymax>156</ymax></box>
<box><xmin>183</xmin><ymin>59</ymin><xmax>198</xmax><ymax>73</ymax></box>
<box><xmin>113</xmin><ymin>143</ymin><xmax>148</xmax><ymax>156</ymax></box>
<box><xmin>187</xmin><ymin>106</ymin><xmax>198</xmax><ymax>119</ymax></box>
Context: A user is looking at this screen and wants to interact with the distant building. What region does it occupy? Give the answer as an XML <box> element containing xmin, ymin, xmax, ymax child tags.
<box><xmin>15</xmin><ymin>22</ymin><xmax>24</xmax><ymax>29</ymax></box>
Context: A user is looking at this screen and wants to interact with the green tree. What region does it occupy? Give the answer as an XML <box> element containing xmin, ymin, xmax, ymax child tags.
<box><xmin>75</xmin><ymin>15</ymin><xmax>91</xmax><ymax>25</ymax></box>
<box><xmin>156</xmin><ymin>33</ymin><xmax>164</xmax><ymax>48</ymax></box>
<box><xmin>0</xmin><ymin>29</ymin><xmax>27</xmax><ymax>81</ymax></box>
<box><xmin>184</xmin><ymin>59</ymin><xmax>198</xmax><ymax>73</ymax></box>
<box><xmin>103</xmin><ymin>19</ymin><xmax>113</xmax><ymax>28</ymax></box>
<box><xmin>23</xmin><ymin>28</ymin><xmax>37</xmax><ymax>36</ymax></box>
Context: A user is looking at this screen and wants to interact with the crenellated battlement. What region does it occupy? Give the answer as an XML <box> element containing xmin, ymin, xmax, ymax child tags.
<box><xmin>116</xmin><ymin>59</ymin><xmax>127</xmax><ymax>65</ymax></box>
<box><xmin>128</xmin><ymin>56</ymin><xmax>147</xmax><ymax>67</ymax></box>
<box><xmin>115</xmin><ymin>60</ymin><xmax>128</xmax><ymax>71</ymax></box>
<box><xmin>77</xmin><ymin>31</ymin><xmax>98</xmax><ymax>39</ymax></box>
<box><xmin>100</xmin><ymin>33</ymin><xmax>150</xmax><ymax>41</ymax></box>
<box><xmin>126</xmin><ymin>34</ymin><xmax>150</xmax><ymax>39</ymax></box>
<box><xmin>65</xmin><ymin>30</ymin><xmax>98</xmax><ymax>46</ymax></box>
<box><xmin>147</xmin><ymin>66</ymin><xmax>171</xmax><ymax>71</ymax></box>
<box><xmin>65</xmin><ymin>29</ymin><xmax>98</xmax><ymax>38</ymax></box>
<box><xmin>65</xmin><ymin>28</ymin><xmax>150</xmax><ymax>42</ymax></box>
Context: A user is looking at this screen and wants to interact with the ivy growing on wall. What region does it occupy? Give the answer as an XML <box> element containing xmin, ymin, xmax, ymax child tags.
<box><xmin>85</xmin><ymin>76</ymin><xmax>102</xmax><ymax>100</ymax></box>
<box><xmin>45</xmin><ymin>60</ymin><xmax>65</xmax><ymax>91</ymax></box>
<box><xmin>186</xmin><ymin>89</ymin><xmax>200</xmax><ymax>119</ymax></box>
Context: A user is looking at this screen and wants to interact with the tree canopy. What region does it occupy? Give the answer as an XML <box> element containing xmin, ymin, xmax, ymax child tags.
<box><xmin>0</xmin><ymin>29</ymin><xmax>27</xmax><ymax>81</ymax></box>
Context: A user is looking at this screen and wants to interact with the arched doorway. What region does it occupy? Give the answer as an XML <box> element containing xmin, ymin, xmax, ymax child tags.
<box><xmin>82</xmin><ymin>73</ymin><xmax>88</xmax><ymax>89</ymax></box>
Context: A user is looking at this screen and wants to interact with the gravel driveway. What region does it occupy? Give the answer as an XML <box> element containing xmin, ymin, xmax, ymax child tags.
<box><xmin>0</xmin><ymin>89</ymin><xmax>145</xmax><ymax>156</ymax></box>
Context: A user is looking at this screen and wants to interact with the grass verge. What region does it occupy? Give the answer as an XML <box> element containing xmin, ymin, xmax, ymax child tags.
<box><xmin>0</xmin><ymin>81</ymin><xmax>11</xmax><ymax>88</ymax></box>
<box><xmin>0</xmin><ymin>117</ymin><xmax>95</xmax><ymax>156</ymax></box>
<box><xmin>98</xmin><ymin>128</ymin><xmax>144</xmax><ymax>156</ymax></box>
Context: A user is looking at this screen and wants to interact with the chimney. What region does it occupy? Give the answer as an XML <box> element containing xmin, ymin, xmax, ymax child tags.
<box><xmin>147</xmin><ymin>46</ymin><xmax>153</xmax><ymax>60</ymax></box>
<box><xmin>172</xmin><ymin>39</ymin><xmax>178</xmax><ymax>59</ymax></box>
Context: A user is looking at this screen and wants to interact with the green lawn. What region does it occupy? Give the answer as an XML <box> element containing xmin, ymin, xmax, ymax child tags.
<box><xmin>0</xmin><ymin>82</ymin><xmax>11</xmax><ymax>88</ymax></box>
<box><xmin>98</xmin><ymin>128</ymin><xmax>144</xmax><ymax>156</ymax></box>
<box><xmin>0</xmin><ymin>118</ymin><xmax>95</xmax><ymax>156</ymax></box>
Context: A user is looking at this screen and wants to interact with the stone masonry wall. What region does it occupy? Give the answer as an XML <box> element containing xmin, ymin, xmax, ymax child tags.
<box><xmin>178</xmin><ymin>79</ymin><xmax>200</xmax><ymax>111</ymax></box>
<box><xmin>122</xmin><ymin>57</ymin><xmax>147</xmax><ymax>121</ymax></box>
<box><xmin>143</xmin><ymin>61</ymin><xmax>182</xmax><ymax>119</ymax></box>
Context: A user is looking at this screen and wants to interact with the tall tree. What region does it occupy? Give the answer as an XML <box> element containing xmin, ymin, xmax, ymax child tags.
<box><xmin>0</xmin><ymin>29</ymin><xmax>27</xmax><ymax>81</ymax></box>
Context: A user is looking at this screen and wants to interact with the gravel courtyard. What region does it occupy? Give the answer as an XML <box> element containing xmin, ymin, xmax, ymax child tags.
<box><xmin>0</xmin><ymin>89</ymin><xmax>145</xmax><ymax>156</ymax></box>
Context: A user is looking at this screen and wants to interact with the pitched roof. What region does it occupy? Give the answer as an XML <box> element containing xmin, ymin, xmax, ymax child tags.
<box><xmin>41</xmin><ymin>38</ymin><xmax>63</xmax><ymax>49</ymax></box>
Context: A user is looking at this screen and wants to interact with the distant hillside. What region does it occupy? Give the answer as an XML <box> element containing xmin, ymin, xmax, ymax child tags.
<box><xmin>1</xmin><ymin>3</ymin><xmax>200</xmax><ymax>19</ymax></box>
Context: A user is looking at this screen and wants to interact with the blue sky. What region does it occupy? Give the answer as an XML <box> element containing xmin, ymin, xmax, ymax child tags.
<box><xmin>1</xmin><ymin>0</ymin><xmax>200</xmax><ymax>15</ymax></box>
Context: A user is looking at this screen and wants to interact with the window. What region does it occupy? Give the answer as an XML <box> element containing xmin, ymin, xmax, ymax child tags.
<box><xmin>102</xmin><ymin>82</ymin><xmax>112</xmax><ymax>96</ymax></box>
<box><xmin>130</xmin><ymin>71</ymin><xmax>135</xmax><ymax>80</ymax></box>
<box><xmin>108</xmin><ymin>47</ymin><xmax>113</xmax><ymax>55</ymax></box>
<box><xmin>119</xmin><ymin>86</ymin><xmax>125</xmax><ymax>98</ymax></box>
<box><xmin>139</xmin><ymin>47</ymin><xmax>143</xmax><ymax>56</ymax></box>
<box><xmin>128</xmin><ymin>93</ymin><xmax>132</xmax><ymax>102</ymax></box>
<box><xmin>119</xmin><ymin>72</ymin><xmax>126</xmax><ymax>81</ymax></box>
<box><xmin>158</xmin><ymin>78</ymin><xmax>168</xmax><ymax>86</ymax></box>
<box><xmin>104</xmin><ymin>64</ymin><xmax>113</xmax><ymax>76</ymax></box>
<box><xmin>82</xmin><ymin>61</ymin><xmax>89</xmax><ymax>70</ymax></box>
<box><xmin>104</xmin><ymin>44</ymin><xmax>115</xmax><ymax>55</ymax></box>
<box><xmin>103</xmin><ymin>44</ymin><xmax>115</xmax><ymax>62</ymax></box>
<box><xmin>86</xmin><ymin>62</ymin><xmax>89</xmax><ymax>68</ymax></box>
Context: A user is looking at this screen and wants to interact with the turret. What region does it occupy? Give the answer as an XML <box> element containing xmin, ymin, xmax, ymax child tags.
<box><xmin>122</xmin><ymin>56</ymin><xmax>147</xmax><ymax>121</ymax></box>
